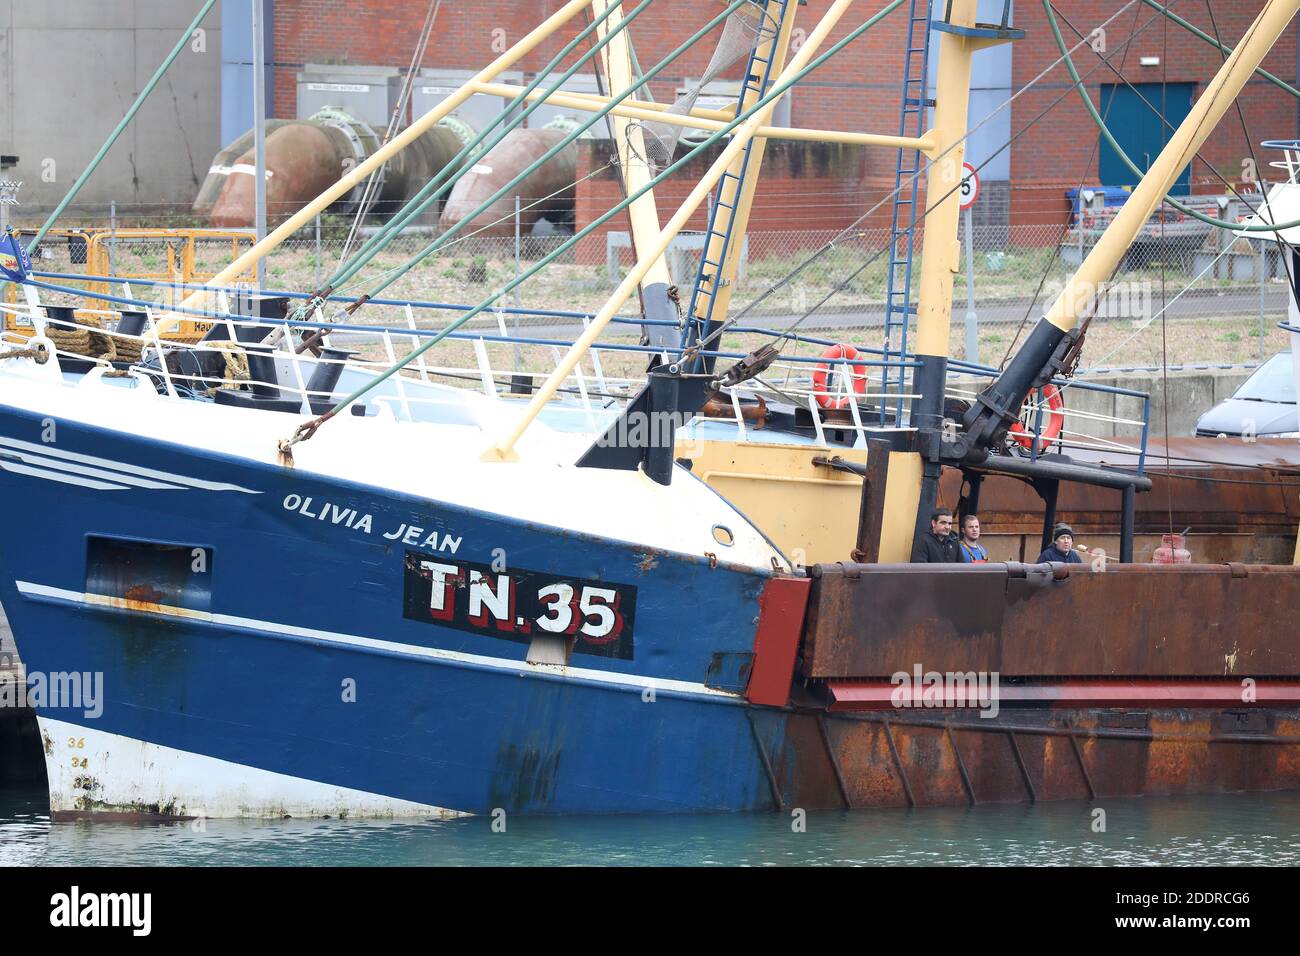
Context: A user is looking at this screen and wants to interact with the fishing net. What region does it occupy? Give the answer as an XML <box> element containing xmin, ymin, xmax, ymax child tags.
<box><xmin>637</xmin><ymin>0</ymin><xmax>771</xmax><ymax>170</ymax></box>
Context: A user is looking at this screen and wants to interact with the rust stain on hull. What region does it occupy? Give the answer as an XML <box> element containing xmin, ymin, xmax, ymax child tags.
<box><xmin>792</xmin><ymin>708</ymin><xmax>1300</xmax><ymax>810</ymax></box>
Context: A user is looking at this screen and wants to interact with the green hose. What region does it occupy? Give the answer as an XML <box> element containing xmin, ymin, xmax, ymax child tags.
<box><xmin>0</xmin><ymin>0</ymin><xmax>217</xmax><ymax>300</ymax></box>
<box><xmin>1045</xmin><ymin>0</ymin><xmax>1300</xmax><ymax>232</ymax></box>
<box><xmin>301</xmin><ymin>0</ymin><xmax>909</xmax><ymax>429</ymax></box>
<box><xmin>1138</xmin><ymin>0</ymin><xmax>1300</xmax><ymax>101</ymax></box>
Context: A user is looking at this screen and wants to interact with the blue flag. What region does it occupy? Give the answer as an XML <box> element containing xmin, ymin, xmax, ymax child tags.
<box><xmin>0</xmin><ymin>231</ymin><xmax>30</xmax><ymax>283</ymax></box>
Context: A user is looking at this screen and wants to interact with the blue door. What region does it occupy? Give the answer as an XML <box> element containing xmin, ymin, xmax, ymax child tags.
<box><xmin>1098</xmin><ymin>82</ymin><xmax>1195</xmax><ymax>196</ymax></box>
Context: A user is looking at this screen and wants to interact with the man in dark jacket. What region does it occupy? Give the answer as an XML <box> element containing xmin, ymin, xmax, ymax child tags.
<box><xmin>1037</xmin><ymin>523</ymin><xmax>1084</xmax><ymax>563</ymax></box>
<box><xmin>913</xmin><ymin>508</ymin><xmax>961</xmax><ymax>562</ymax></box>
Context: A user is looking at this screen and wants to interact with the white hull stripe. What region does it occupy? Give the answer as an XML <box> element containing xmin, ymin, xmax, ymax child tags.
<box><xmin>0</xmin><ymin>435</ymin><xmax>261</xmax><ymax>493</ymax></box>
<box><xmin>16</xmin><ymin>581</ymin><xmax>743</xmax><ymax>702</ymax></box>
<box><xmin>38</xmin><ymin>716</ymin><xmax>465</xmax><ymax>820</ymax></box>
<box><xmin>0</xmin><ymin>447</ymin><xmax>187</xmax><ymax>489</ymax></box>
<box><xmin>0</xmin><ymin>461</ymin><xmax>130</xmax><ymax>491</ymax></box>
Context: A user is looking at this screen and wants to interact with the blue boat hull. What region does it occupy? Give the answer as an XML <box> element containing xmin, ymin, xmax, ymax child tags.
<box><xmin>0</xmin><ymin>405</ymin><xmax>794</xmax><ymax>816</ymax></box>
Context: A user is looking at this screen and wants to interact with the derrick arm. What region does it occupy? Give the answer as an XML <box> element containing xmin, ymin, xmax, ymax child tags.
<box><xmin>591</xmin><ymin>0</ymin><xmax>680</xmax><ymax>348</ymax></box>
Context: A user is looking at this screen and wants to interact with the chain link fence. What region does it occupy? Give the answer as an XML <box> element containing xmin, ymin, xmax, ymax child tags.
<box><xmin>14</xmin><ymin>213</ymin><xmax>1293</xmax><ymax>372</ymax></box>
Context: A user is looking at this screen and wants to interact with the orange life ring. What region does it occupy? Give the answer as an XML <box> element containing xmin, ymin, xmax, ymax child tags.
<box><xmin>812</xmin><ymin>344</ymin><xmax>868</xmax><ymax>410</ymax></box>
<box><xmin>1009</xmin><ymin>384</ymin><xmax>1064</xmax><ymax>452</ymax></box>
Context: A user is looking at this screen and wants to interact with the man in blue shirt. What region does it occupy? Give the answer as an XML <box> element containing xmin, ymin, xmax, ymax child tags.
<box><xmin>958</xmin><ymin>514</ymin><xmax>988</xmax><ymax>563</ymax></box>
<box><xmin>1037</xmin><ymin>523</ymin><xmax>1083</xmax><ymax>564</ymax></box>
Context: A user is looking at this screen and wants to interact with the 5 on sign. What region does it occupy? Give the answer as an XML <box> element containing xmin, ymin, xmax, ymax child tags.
<box><xmin>402</xmin><ymin>552</ymin><xmax>637</xmax><ymax>659</ymax></box>
<box><xmin>959</xmin><ymin>161</ymin><xmax>980</xmax><ymax>210</ymax></box>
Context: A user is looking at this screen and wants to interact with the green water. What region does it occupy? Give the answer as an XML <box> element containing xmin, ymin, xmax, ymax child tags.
<box><xmin>1</xmin><ymin>789</ymin><xmax>1298</xmax><ymax>866</ymax></box>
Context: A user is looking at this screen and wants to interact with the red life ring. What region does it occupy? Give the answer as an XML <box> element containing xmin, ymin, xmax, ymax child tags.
<box><xmin>1009</xmin><ymin>384</ymin><xmax>1064</xmax><ymax>452</ymax></box>
<box><xmin>812</xmin><ymin>344</ymin><xmax>868</xmax><ymax>410</ymax></box>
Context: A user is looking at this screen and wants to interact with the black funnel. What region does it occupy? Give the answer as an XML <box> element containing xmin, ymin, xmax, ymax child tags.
<box><xmin>242</xmin><ymin>343</ymin><xmax>282</xmax><ymax>399</ymax></box>
<box><xmin>233</xmin><ymin>292</ymin><xmax>289</xmax><ymax>320</ymax></box>
<box><xmin>202</xmin><ymin>292</ymin><xmax>290</xmax><ymax>345</ymax></box>
<box><xmin>115</xmin><ymin>309</ymin><xmax>148</xmax><ymax>338</ymax></box>
<box><xmin>43</xmin><ymin>305</ymin><xmax>77</xmax><ymax>331</ymax></box>
<box><xmin>305</xmin><ymin>347</ymin><xmax>353</xmax><ymax>400</ymax></box>
<box><xmin>202</xmin><ymin>320</ymin><xmax>274</xmax><ymax>346</ymax></box>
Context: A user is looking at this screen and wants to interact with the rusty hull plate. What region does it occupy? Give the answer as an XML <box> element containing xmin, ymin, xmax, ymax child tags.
<box><xmin>777</xmin><ymin>708</ymin><xmax>1300</xmax><ymax>810</ymax></box>
<box><xmin>803</xmin><ymin>562</ymin><xmax>1300</xmax><ymax>678</ymax></box>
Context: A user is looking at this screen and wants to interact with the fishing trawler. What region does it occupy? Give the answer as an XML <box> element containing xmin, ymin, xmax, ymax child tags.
<box><xmin>2</xmin><ymin>0</ymin><xmax>1300</xmax><ymax>819</ymax></box>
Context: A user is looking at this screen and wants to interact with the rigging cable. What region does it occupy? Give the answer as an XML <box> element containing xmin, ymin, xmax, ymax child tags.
<box><xmin>277</xmin><ymin>0</ymin><xmax>918</xmax><ymax>451</ymax></box>
<box><xmin>338</xmin><ymin>0</ymin><xmax>444</xmax><ymax>266</ymax></box>
<box><xmin>310</xmin><ymin>0</ymin><xmax>668</xmax><ymax>316</ymax></box>
<box><xmin>696</xmin><ymin>0</ymin><xmax>1175</xmax><ymax>359</ymax></box>
<box><xmin>352</xmin><ymin>0</ymin><xmax>1156</xmax><ymax>354</ymax></box>
<box><xmin>1042</xmin><ymin>0</ymin><xmax>1300</xmax><ymax>233</ymax></box>
<box><xmin>326</xmin><ymin>0</ymin><xmax>737</xmax><ymax>310</ymax></box>
<box><xmin>995</xmin><ymin>1</ymin><xmax>1147</xmax><ymax>373</ymax></box>
<box><xmin>1054</xmin><ymin>5</ymin><xmax>1282</xmax><ymax>224</ymax></box>
<box><xmin>1203</xmin><ymin>0</ymin><xmax>1298</xmax><ymax>311</ymax></box>
<box><xmin>1161</xmin><ymin>10</ymin><xmax>1175</xmax><ymax>536</ymax></box>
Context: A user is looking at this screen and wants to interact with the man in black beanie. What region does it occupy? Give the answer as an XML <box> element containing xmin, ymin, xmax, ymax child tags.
<box><xmin>1037</xmin><ymin>524</ymin><xmax>1083</xmax><ymax>564</ymax></box>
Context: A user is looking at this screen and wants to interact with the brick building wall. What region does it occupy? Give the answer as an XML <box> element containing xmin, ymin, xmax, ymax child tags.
<box><xmin>272</xmin><ymin>1</ymin><xmax>908</xmax><ymax>138</ymax></box>
<box><xmin>575</xmin><ymin>138</ymin><xmax>871</xmax><ymax>259</ymax></box>
<box><xmin>270</xmin><ymin>1</ymin><xmax>1299</xmax><ymax>234</ymax></box>
<box><xmin>1008</xmin><ymin>1</ymin><xmax>1299</xmax><ymax>226</ymax></box>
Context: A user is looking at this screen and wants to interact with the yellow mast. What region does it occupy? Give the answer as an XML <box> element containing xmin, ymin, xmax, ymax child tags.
<box><xmin>485</xmin><ymin>0</ymin><xmax>857</xmax><ymax>462</ymax></box>
<box><xmin>878</xmin><ymin>0</ymin><xmax>1300</xmax><ymax>564</ymax></box>
<box><xmin>876</xmin><ymin>0</ymin><xmax>1012</xmax><ymax>561</ymax></box>
<box><xmin>470</xmin><ymin>80</ymin><xmax>931</xmax><ymax>150</ymax></box>
<box><xmin>591</xmin><ymin>0</ymin><xmax>677</xmax><ymax>332</ymax></box>
<box><xmin>1045</xmin><ymin>0</ymin><xmax>1300</xmax><ymax>332</ymax></box>
<box><xmin>688</xmin><ymin>1</ymin><xmax>801</xmax><ymax>335</ymax></box>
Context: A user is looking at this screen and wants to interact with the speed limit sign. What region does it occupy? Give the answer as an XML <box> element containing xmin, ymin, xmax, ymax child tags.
<box><xmin>959</xmin><ymin>161</ymin><xmax>980</xmax><ymax>210</ymax></box>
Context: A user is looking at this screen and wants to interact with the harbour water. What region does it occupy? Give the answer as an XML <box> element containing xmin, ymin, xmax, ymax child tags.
<box><xmin>1</xmin><ymin>789</ymin><xmax>1297</xmax><ymax>866</ymax></box>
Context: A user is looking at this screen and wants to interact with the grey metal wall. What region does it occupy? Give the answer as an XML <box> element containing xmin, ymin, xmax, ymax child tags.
<box><xmin>0</xmin><ymin>0</ymin><xmax>223</xmax><ymax>214</ymax></box>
